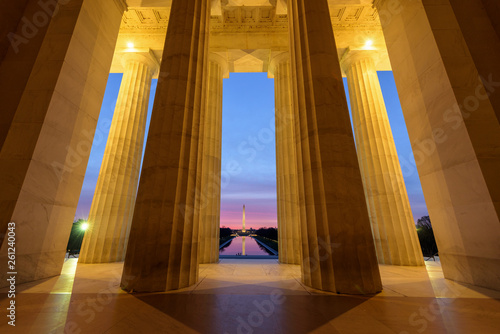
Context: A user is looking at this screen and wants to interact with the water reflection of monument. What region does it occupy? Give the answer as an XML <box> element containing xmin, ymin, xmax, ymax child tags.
<box><xmin>219</xmin><ymin>236</ymin><xmax>275</xmax><ymax>257</ymax></box>
<box><xmin>219</xmin><ymin>204</ymin><xmax>277</xmax><ymax>257</ymax></box>
<box><xmin>241</xmin><ymin>205</ymin><xmax>246</xmax><ymax>255</ymax></box>
<box><xmin>242</xmin><ymin>236</ymin><xmax>246</xmax><ymax>256</ymax></box>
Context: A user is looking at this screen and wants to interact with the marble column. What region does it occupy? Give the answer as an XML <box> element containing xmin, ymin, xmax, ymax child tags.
<box><xmin>269</xmin><ymin>52</ymin><xmax>301</xmax><ymax>265</ymax></box>
<box><xmin>288</xmin><ymin>0</ymin><xmax>382</xmax><ymax>294</ymax></box>
<box><xmin>375</xmin><ymin>0</ymin><xmax>500</xmax><ymax>290</ymax></box>
<box><xmin>341</xmin><ymin>50</ymin><xmax>424</xmax><ymax>266</ymax></box>
<box><xmin>0</xmin><ymin>0</ymin><xmax>52</xmax><ymax>149</ymax></box>
<box><xmin>121</xmin><ymin>0</ymin><xmax>210</xmax><ymax>292</ymax></box>
<box><xmin>0</xmin><ymin>0</ymin><xmax>125</xmax><ymax>287</ymax></box>
<box><xmin>448</xmin><ymin>0</ymin><xmax>500</xmax><ymax>125</ymax></box>
<box><xmin>198</xmin><ymin>53</ymin><xmax>228</xmax><ymax>264</ymax></box>
<box><xmin>79</xmin><ymin>50</ymin><xmax>159</xmax><ymax>264</ymax></box>
<box><xmin>0</xmin><ymin>0</ymin><xmax>27</xmax><ymax>62</ymax></box>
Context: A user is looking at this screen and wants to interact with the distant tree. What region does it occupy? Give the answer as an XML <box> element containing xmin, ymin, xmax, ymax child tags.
<box><xmin>416</xmin><ymin>216</ymin><xmax>438</xmax><ymax>257</ymax></box>
<box><xmin>417</xmin><ymin>215</ymin><xmax>432</xmax><ymax>229</ymax></box>
<box><xmin>255</xmin><ymin>227</ymin><xmax>278</xmax><ymax>241</ymax></box>
<box><xmin>220</xmin><ymin>226</ymin><xmax>233</xmax><ymax>239</ymax></box>
<box><xmin>66</xmin><ymin>219</ymin><xmax>88</xmax><ymax>254</ymax></box>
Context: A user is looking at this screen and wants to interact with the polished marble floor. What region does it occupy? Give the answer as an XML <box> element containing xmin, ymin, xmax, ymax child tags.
<box><xmin>1</xmin><ymin>258</ymin><xmax>499</xmax><ymax>333</ymax></box>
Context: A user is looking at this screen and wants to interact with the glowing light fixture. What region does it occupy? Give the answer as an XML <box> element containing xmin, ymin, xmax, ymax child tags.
<box><xmin>127</xmin><ymin>42</ymin><xmax>135</xmax><ymax>49</ymax></box>
<box><xmin>365</xmin><ymin>40</ymin><xmax>374</xmax><ymax>48</ymax></box>
<box><xmin>81</xmin><ymin>222</ymin><xmax>89</xmax><ymax>231</ymax></box>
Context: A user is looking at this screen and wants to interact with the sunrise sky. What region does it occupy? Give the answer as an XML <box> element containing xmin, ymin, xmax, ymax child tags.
<box><xmin>74</xmin><ymin>71</ymin><xmax>428</xmax><ymax>230</ymax></box>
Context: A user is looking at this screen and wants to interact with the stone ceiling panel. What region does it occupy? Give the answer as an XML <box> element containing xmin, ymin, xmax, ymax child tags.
<box><xmin>223</xmin><ymin>0</ymin><xmax>276</xmax><ymax>6</ymax></box>
<box><xmin>229</xmin><ymin>49</ymin><xmax>270</xmax><ymax>73</ymax></box>
<box><xmin>112</xmin><ymin>1</ymin><xmax>391</xmax><ymax>75</ymax></box>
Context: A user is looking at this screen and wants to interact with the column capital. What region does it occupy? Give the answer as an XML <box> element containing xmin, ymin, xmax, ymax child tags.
<box><xmin>339</xmin><ymin>49</ymin><xmax>377</xmax><ymax>73</ymax></box>
<box><xmin>209</xmin><ymin>52</ymin><xmax>230</xmax><ymax>78</ymax></box>
<box><xmin>276</xmin><ymin>0</ymin><xmax>288</xmax><ymax>15</ymax></box>
<box><xmin>211</xmin><ymin>0</ymin><xmax>222</xmax><ymax>16</ymax></box>
<box><xmin>268</xmin><ymin>51</ymin><xmax>290</xmax><ymax>78</ymax></box>
<box><xmin>79</xmin><ymin>42</ymin><xmax>154</xmax><ymax>264</ymax></box>
<box><xmin>120</xmin><ymin>49</ymin><xmax>160</xmax><ymax>77</ymax></box>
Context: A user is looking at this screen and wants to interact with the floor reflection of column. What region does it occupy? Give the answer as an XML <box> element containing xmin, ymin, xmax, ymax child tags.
<box><xmin>14</xmin><ymin>259</ymin><xmax>500</xmax><ymax>333</ymax></box>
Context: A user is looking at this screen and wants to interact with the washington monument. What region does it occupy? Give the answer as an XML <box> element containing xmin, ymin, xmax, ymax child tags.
<box><xmin>242</xmin><ymin>205</ymin><xmax>246</xmax><ymax>233</ymax></box>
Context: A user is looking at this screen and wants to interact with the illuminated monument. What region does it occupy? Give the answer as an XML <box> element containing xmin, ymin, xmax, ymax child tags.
<box><xmin>1</xmin><ymin>0</ymin><xmax>499</xmax><ymax>299</ymax></box>
<box><xmin>242</xmin><ymin>204</ymin><xmax>246</xmax><ymax>233</ymax></box>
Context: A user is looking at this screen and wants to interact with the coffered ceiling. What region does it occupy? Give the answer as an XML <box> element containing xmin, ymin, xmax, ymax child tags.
<box><xmin>111</xmin><ymin>0</ymin><xmax>390</xmax><ymax>76</ymax></box>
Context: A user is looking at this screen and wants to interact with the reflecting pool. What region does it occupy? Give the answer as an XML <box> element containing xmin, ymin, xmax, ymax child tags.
<box><xmin>219</xmin><ymin>236</ymin><xmax>274</xmax><ymax>256</ymax></box>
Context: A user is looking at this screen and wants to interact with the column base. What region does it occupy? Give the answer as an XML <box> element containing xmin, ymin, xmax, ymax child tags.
<box><xmin>301</xmin><ymin>279</ymin><xmax>383</xmax><ymax>295</ymax></box>
<box><xmin>78</xmin><ymin>257</ymin><xmax>125</xmax><ymax>264</ymax></box>
<box><xmin>0</xmin><ymin>250</ymin><xmax>66</xmax><ymax>288</ymax></box>
<box><xmin>120</xmin><ymin>278</ymin><xmax>200</xmax><ymax>293</ymax></box>
<box><xmin>440</xmin><ymin>253</ymin><xmax>500</xmax><ymax>291</ymax></box>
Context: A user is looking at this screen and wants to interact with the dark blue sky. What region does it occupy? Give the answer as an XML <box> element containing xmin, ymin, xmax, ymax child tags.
<box><xmin>74</xmin><ymin>71</ymin><xmax>428</xmax><ymax>228</ymax></box>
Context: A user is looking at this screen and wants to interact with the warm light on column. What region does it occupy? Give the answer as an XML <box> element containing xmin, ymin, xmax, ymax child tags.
<box><xmin>78</xmin><ymin>49</ymin><xmax>159</xmax><ymax>264</ymax></box>
<box><xmin>269</xmin><ymin>51</ymin><xmax>301</xmax><ymax>265</ymax></box>
<box><xmin>340</xmin><ymin>49</ymin><xmax>424</xmax><ymax>266</ymax></box>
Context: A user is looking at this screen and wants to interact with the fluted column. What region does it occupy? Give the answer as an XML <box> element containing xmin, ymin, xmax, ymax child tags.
<box><xmin>375</xmin><ymin>0</ymin><xmax>500</xmax><ymax>291</ymax></box>
<box><xmin>269</xmin><ymin>52</ymin><xmax>301</xmax><ymax>265</ymax></box>
<box><xmin>288</xmin><ymin>0</ymin><xmax>382</xmax><ymax>294</ymax></box>
<box><xmin>0</xmin><ymin>0</ymin><xmax>125</xmax><ymax>286</ymax></box>
<box><xmin>121</xmin><ymin>0</ymin><xmax>210</xmax><ymax>292</ymax></box>
<box><xmin>198</xmin><ymin>53</ymin><xmax>228</xmax><ymax>264</ymax></box>
<box><xmin>79</xmin><ymin>51</ymin><xmax>159</xmax><ymax>264</ymax></box>
<box><xmin>341</xmin><ymin>50</ymin><xmax>424</xmax><ymax>266</ymax></box>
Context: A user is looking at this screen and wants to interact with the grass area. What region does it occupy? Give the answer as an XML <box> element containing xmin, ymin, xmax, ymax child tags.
<box><xmin>253</xmin><ymin>236</ymin><xmax>278</xmax><ymax>253</ymax></box>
